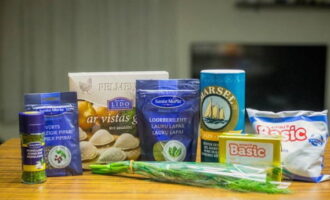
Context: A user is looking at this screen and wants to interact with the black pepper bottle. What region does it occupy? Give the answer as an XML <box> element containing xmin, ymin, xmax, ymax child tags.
<box><xmin>19</xmin><ymin>111</ymin><xmax>46</xmax><ymax>184</ymax></box>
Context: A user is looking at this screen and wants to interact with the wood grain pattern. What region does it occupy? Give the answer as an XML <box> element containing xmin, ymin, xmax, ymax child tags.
<box><xmin>0</xmin><ymin>138</ymin><xmax>330</xmax><ymax>200</ymax></box>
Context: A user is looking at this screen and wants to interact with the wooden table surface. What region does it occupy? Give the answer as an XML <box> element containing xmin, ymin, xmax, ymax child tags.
<box><xmin>1</xmin><ymin>138</ymin><xmax>330</xmax><ymax>200</ymax></box>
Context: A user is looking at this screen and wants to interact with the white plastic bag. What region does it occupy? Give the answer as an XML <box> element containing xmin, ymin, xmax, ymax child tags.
<box><xmin>247</xmin><ymin>108</ymin><xmax>329</xmax><ymax>182</ymax></box>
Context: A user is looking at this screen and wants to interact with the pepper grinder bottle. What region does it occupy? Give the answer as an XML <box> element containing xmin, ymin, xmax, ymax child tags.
<box><xmin>19</xmin><ymin>111</ymin><xmax>46</xmax><ymax>184</ymax></box>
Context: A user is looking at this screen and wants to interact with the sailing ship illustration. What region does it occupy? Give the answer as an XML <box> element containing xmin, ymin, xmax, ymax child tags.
<box><xmin>203</xmin><ymin>98</ymin><xmax>227</xmax><ymax>124</ymax></box>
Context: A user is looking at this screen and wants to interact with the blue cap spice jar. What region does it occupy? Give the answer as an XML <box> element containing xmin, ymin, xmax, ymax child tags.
<box><xmin>19</xmin><ymin>111</ymin><xmax>46</xmax><ymax>184</ymax></box>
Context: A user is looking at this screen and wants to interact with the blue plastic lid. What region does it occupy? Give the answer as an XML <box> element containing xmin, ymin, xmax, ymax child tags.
<box><xmin>19</xmin><ymin>111</ymin><xmax>44</xmax><ymax>133</ymax></box>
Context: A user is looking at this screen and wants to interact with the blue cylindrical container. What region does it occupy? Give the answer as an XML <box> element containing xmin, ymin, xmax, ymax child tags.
<box><xmin>19</xmin><ymin>111</ymin><xmax>47</xmax><ymax>184</ymax></box>
<box><xmin>200</xmin><ymin>69</ymin><xmax>245</xmax><ymax>162</ymax></box>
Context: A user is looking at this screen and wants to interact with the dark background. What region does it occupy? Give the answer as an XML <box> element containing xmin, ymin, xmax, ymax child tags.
<box><xmin>192</xmin><ymin>43</ymin><xmax>327</xmax><ymax>111</ymax></box>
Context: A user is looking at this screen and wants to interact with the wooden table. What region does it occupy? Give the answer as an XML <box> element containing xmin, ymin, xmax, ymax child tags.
<box><xmin>1</xmin><ymin>138</ymin><xmax>330</xmax><ymax>200</ymax></box>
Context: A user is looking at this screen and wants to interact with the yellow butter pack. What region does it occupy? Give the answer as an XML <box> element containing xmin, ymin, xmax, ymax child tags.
<box><xmin>219</xmin><ymin>133</ymin><xmax>282</xmax><ymax>181</ymax></box>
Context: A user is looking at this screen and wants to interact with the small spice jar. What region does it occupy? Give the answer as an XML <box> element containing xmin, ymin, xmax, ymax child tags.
<box><xmin>19</xmin><ymin>111</ymin><xmax>46</xmax><ymax>184</ymax></box>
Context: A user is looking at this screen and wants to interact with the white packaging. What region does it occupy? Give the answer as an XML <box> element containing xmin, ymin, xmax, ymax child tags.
<box><xmin>247</xmin><ymin>108</ymin><xmax>329</xmax><ymax>182</ymax></box>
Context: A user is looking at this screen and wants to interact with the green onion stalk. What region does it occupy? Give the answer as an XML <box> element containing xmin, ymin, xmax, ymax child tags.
<box><xmin>90</xmin><ymin>161</ymin><xmax>291</xmax><ymax>194</ymax></box>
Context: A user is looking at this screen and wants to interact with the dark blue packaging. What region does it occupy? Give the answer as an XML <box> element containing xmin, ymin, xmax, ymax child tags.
<box><xmin>136</xmin><ymin>79</ymin><xmax>200</xmax><ymax>161</ymax></box>
<box><xmin>24</xmin><ymin>92</ymin><xmax>82</xmax><ymax>176</ymax></box>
